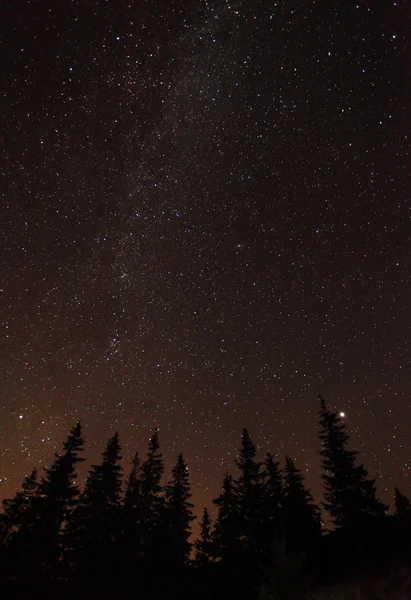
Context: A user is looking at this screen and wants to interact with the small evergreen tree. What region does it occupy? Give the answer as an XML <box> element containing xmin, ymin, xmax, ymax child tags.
<box><xmin>164</xmin><ymin>453</ymin><xmax>194</xmax><ymax>565</ymax></box>
<box><xmin>194</xmin><ymin>507</ymin><xmax>213</xmax><ymax>566</ymax></box>
<box><xmin>394</xmin><ymin>487</ymin><xmax>411</xmax><ymax>517</ymax></box>
<box><xmin>318</xmin><ymin>394</ymin><xmax>387</xmax><ymax>528</ymax></box>
<box><xmin>283</xmin><ymin>456</ymin><xmax>321</xmax><ymax>554</ymax></box>
<box><xmin>212</xmin><ymin>473</ymin><xmax>241</xmax><ymax>562</ymax></box>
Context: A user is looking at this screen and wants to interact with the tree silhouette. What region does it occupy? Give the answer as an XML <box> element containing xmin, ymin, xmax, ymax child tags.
<box><xmin>283</xmin><ymin>455</ymin><xmax>321</xmax><ymax>554</ymax></box>
<box><xmin>163</xmin><ymin>453</ymin><xmax>194</xmax><ymax>565</ymax></box>
<box><xmin>394</xmin><ymin>487</ymin><xmax>411</xmax><ymax>517</ymax></box>
<box><xmin>0</xmin><ymin>468</ymin><xmax>38</xmax><ymax>546</ymax></box>
<box><xmin>33</xmin><ymin>422</ymin><xmax>85</xmax><ymax>572</ymax></box>
<box><xmin>66</xmin><ymin>432</ymin><xmax>122</xmax><ymax>576</ymax></box>
<box><xmin>212</xmin><ymin>473</ymin><xmax>241</xmax><ymax>563</ymax></box>
<box><xmin>3</xmin><ymin>423</ymin><xmax>85</xmax><ymax>586</ymax></box>
<box><xmin>235</xmin><ymin>429</ymin><xmax>264</xmax><ymax>555</ymax></box>
<box><xmin>125</xmin><ymin>451</ymin><xmax>141</xmax><ymax>507</ymax></box>
<box><xmin>194</xmin><ymin>507</ymin><xmax>213</xmax><ymax>566</ymax></box>
<box><xmin>318</xmin><ymin>394</ymin><xmax>387</xmax><ymax>528</ymax></box>
<box><xmin>139</xmin><ymin>429</ymin><xmax>164</xmax><ymax>560</ymax></box>
<box><xmin>120</xmin><ymin>451</ymin><xmax>143</xmax><ymax>579</ymax></box>
<box><xmin>261</xmin><ymin>452</ymin><xmax>284</xmax><ymax>560</ymax></box>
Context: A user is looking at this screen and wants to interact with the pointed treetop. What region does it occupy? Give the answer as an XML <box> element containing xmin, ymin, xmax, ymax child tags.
<box><xmin>125</xmin><ymin>451</ymin><xmax>141</xmax><ymax>503</ymax></box>
<box><xmin>63</xmin><ymin>421</ymin><xmax>85</xmax><ymax>460</ymax></box>
<box><xmin>194</xmin><ymin>507</ymin><xmax>213</xmax><ymax>566</ymax></box>
<box><xmin>318</xmin><ymin>393</ymin><xmax>327</xmax><ymax>412</ymax></box>
<box><xmin>166</xmin><ymin>453</ymin><xmax>193</xmax><ymax>511</ymax></box>
<box><xmin>394</xmin><ymin>487</ymin><xmax>411</xmax><ymax>517</ymax></box>
<box><xmin>107</xmin><ymin>431</ymin><xmax>121</xmax><ymax>457</ymax></box>
<box><xmin>318</xmin><ymin>400</ymin><xmax>387</xmax><ymax>527</ymax></box>
<box><xmin>236</xmin><ymin>428</ymin><xmax>260</xmax><ymax>475</ymax></box>
<box><xmin>140</xmin><ymin>428</ymin><xmax>164</xmax><ymax>497</ymax></box>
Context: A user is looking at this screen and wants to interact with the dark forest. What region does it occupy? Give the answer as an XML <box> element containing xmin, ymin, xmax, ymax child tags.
<box><xmin>1</xmin><ymin>396</ymin><xmax>410</xmax><ymax>599</ymax></box>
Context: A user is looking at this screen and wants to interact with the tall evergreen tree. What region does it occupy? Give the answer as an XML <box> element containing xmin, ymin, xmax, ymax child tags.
<box><xmin>123</xmin><ymin>451</ymin><xmax>143</xmax><ymax>539</ymax></box>
<box><xmin>119</xmin><ymin>452</ymin><xmax>143</xmax><ymax>583</ymax></box>
<box><xmin>33</xmin><ymin>422</ymin><xmax>85</xmax><ymax>569</ymax></box>
<box><xmin>394</xmin><ymin>487</ymin><xmax>411</xmax><ymax>517</ymax></box>
<box><xmin>140</xmin><ymin>429</ymin><xmax>163</xmax><ymax>498</ymax></box>
<box><xmin>318</xmin><ymin>394</ymin><xmax>387</xmax><ymax>528</ymax></box>
<box><xmin>235</xmin><ymin>429</ymin><xmax>264</xmax><ymax>554</ymax></box>
<box><xmin>67</xmin><ymin>432</ymin><xmax>122</xmax><ymax>572</ymax></box>
<box><xmin>261</xmin><ymin>452</ymin><xmax>284</xmax><ymax>558</ymax></box>
<box><xmin>139</xmin><ymin>429</ymin><xmax>164</xmax><ymax>559</ymax></box>
<box><xmin>283</xmin><ymin>456</ymin><xmax>321</xmax><ymax>554</ymax></box>
<box><xmin>212</xmin><ymin>473</ymin><xmax>241</xmax><ymax>562</ymax></box>
<box><xmin>4</xmin><ymin>423</ymin><xmax>85</xmax><ymax>582</ymax></box>
<box><xmin>163</xmin><ymin>453</ymin><xmax>194</xmax><ymax>565</ymax></box>
<box><xmin>125</xmin><ymin>451</ymin><xmax>141</xmax><ymax>507</ymax></box>
<box><xmin>194</xmin><ymin>508</ymin><xmax>213</xmax><ymax>566</ymax></box>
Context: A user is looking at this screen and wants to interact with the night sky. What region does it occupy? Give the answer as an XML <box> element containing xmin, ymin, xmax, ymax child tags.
<box><xmin>1</xmin><ymin>0</ymin><xmax>410</xmax><ymax>517</ymax></box>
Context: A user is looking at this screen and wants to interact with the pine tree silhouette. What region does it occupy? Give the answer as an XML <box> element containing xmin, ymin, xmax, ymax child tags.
<box><xmin>283</xmin><ymin>455</ymin><xmax>321</xmax><ymax>554</ymax></box>
<box><xmin>118</xmin><ymin>451</ymin><xmax>144</xmax><ymax>587</ymax></box>
<box><xmin>3</xmin><ymin>423</ymin><xmax>85</xmax><ymax>586</ymax></box>
<box><xmin>125</xmin><ymin>451</ymin><xmax>141</xmax><ymax>507</ymax></box>
<box><xmin>164</xmin><ymin>453</ymin><xmax>194</xmax><ymax>565</ymax></box>
<box><xmin>194</xmin><ymin>507</ymin><xmax>213</xmax><ymax>566</ymax></box>
<box><xmin>261</xmin><ymin>452</ymin><xmax>284</xmax><ymax>559</ymax></box>
<box><xmin>122</xmin><ymin>452</ymin><xmax>143</xmax><ymax>549</ymax></box>
<box><xmin>139</xmin><ymin>428</ymin><xmax>164</xmax><ymax>560</ymax></box>
<box><xmin>318</xmin><ymin>394</ymin><xmax>387</xmax><ymax>528</ymax></box>
<box><xmin>235</xmin><ymin>429</ymin><xmax>264</xmax><ymax>555</ymax></box>
<box><xmin>140</xmin><ymin>429</ymin><xmax>163</xmax><ymax>498</ymax></box>
<box><xmin>212</xmin><ymin>473</ymin><xmax>241</xmax><ymax>563</ymax></box>
<box><xmin>34</xmin><ymin>422</ymin><xmax>85</xmax><ymax>572</ymax></box>
<box><xmin>67</xmin><ymin>432</ymin><xmax>122</xmax><ymax>577</ymax></box>
<box><xmin>394</xmin><ymin>487</ymin><xmax>411</xmax><ymax>517</ymax></box>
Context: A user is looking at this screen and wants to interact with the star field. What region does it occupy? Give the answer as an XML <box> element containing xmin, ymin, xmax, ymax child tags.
<box><xmin>1</xmin><ymin>0</ymin><xmax>410</xmax><ymax>516</ymax></box>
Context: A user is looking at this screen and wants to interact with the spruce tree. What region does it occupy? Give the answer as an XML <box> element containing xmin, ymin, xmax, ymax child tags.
<box><xmin>140</xmin><ymin>429</ymin><xmax>163</xmax><ymax>498</ymax></box>
<box><xmin>125</xmin><ymin>451</ymin><xmax>141</xmax><ymax>507</ymax></box>
<box><xmin>235</xmin><ymin>429</ymin><xmax>264</xmax><ymax>554</ymax></box>
<box><xmin>318</xmin><ymin>394</ymin><xmax>387</xmax><ymax>528</ymax></box>
<box><xmin>6</xmin><ymin>424</ymin><xmax>85</xmax><ymax>574</ymax></box>
<box><xmin>67</xmin><ymin>432</ymin><xmax>122</xmax><ymax>573</ymax></box>
<box><xmin>394</xmin><ymin>487</ymin><xmax>411</xmax><ymax>517</ymax></box>
<box><xmin>164</xmin><ymin>453</ymin><xmax>194</xmax><ymax>565</ymax></box>
<box><xmin>212</xmin><ymin>473</ymin><xmax>241</xmax><ymax>562</ymax></box>
<box><xmin>261</xmin><ymin>452</ymin><xmax>284</xmax><ymax>558</ymax></box>
<box><xmin>123</xmin><ymin>450</ymin><xmax>142</xmax><ymax>550</ymax></box>
<box><xmin>283</xmin><ymin>456</ymin><xmax>321</xmax><ymax>554</ymax></box>
<box><xmin>139</xmin><ymin>429</ymin><xmax>164</xmax><ymax>559</ymax></box>
<box><xmin>33</xmin><ymin>421</ymin><xmax>85</xmax><ymax>570</ymax></box>
<box><xmin>119</xmin><ymin>452</ymin><xmax>143</xmax><ymax>582</ymax></box>
<box><xmin>194</xmin><ymin>508</ymin><xmax>213</xmax><ymax>566</ymax></box>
